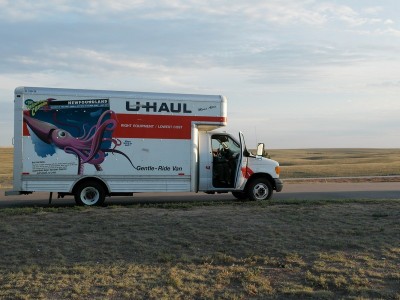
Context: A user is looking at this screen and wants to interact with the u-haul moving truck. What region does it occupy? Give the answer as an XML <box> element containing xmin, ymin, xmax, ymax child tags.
<box><xmin>6</xmin><ymin>87</ymin><xmax>283</xmax><ymax>205</ymax></box>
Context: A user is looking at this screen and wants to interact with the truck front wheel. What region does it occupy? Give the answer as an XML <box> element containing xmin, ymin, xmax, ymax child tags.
<box><xmin>74</xmin><ymin>181</ymin><xmax>106</xmax><ymax>206</ymax></box>
<box><xmin>247</xmin><ymin>178</ymin><xmax>273</xmax><ymax>201</ymax></box>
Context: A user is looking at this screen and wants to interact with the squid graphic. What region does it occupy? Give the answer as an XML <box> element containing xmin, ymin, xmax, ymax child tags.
<box><xmin>24</xmin><ymin>110</ymin><xmax>134</xmax><ymax>174</ymax></box>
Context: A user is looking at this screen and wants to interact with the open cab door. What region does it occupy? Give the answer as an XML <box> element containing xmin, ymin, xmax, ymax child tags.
<box><xmin>235</xmin><ymin>132</ymin><xmax>249</xmax><ymax>189</ymax></box>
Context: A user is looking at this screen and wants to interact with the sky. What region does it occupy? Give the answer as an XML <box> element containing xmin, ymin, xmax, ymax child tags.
<box><xmin>0</xmin><ymin>0</ymin><xmax>399</xmax><ymax>149</ymax></box>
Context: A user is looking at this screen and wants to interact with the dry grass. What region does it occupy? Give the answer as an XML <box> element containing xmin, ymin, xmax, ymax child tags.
<box><xmin>0</xmin><ymin>147</ymin><xmax>13</xmax><ymax>188</ymax></box>
<box><xmin>0</xmin><ymin>200</ymin><xmax>399</xmax><ymax>299</ymax></box>
<box><xmin>268</xmin><ymin>148</ymin><xmax>400</xmax><ymax>179</ymax></box>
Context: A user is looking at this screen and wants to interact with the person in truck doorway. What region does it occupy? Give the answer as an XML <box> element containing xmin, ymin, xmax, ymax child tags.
<box><xmin>212</xmin><ymin>136</ymin><xmax>239</xmax><ymax>188</ymax></box>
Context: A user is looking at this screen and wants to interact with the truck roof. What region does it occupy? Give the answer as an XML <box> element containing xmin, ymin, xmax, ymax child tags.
<box><xmin>15</xmin><ymin>86</ymin><xmax>226</xmax><ymax>103</ymax></box>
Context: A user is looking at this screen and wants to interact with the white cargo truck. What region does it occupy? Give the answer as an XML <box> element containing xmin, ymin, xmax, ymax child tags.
<box><xmin>6</xmin><ymin>86</ymin><xmax>282</xmax><ymax>205</ymax></box>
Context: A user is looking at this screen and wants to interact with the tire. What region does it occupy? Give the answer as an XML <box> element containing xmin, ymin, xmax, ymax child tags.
<box><xmin>247</xmin><ymin>178</ymin><xmax>273</xmax><ymax>201</ymax></box>
<box><xmin>74</xmin><ymin>181</ymin><xmax>106</xmax><ymax>206</ymax></box>
<box><xmin>232</xmin><ymin>191</ymin><xmax>248</xmax><ymax>200</ymax></box>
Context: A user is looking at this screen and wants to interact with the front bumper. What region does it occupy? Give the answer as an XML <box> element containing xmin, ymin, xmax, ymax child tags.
<box><xmin>274</xmin><ymin>178</ymin><xmax>283</xmax><ymax>192</ymax></box>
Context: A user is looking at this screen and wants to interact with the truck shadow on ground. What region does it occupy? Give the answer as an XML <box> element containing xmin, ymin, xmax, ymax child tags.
<box><xmin>0</xmin><ymin>192</ymin><xmax>239</xmax><ymax>209</ymax></box>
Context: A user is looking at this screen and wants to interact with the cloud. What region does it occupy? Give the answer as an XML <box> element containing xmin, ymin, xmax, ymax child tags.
<box><xmin>379</xmin><ymin>27</ymin><xmax>400</xmax><ymax>37</ymax></box>
<box><xmin>316</xmin><ymin>3</ymin><xmax>367</xmax><ymax>26</ymax></box>
<box><xmin>368</xmin><ymin>80</ymin><xmax>400</xmax><ymax>88</ymax></box>
<box><xmin>0</xmin><ymin>0</ymin><xmax>382</xmax><ymax>26</ymax></box>
<box><xmin>1</xmin><ymin>0</ymin><xmax>398</xmax><ymax>84</ymax></box>
<box><xmin>362</xmin><ymin>6</ymin><xmax>384</xmax><ymax>14</ymax></box>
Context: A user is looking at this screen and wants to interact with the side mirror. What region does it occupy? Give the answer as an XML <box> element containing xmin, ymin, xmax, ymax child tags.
<box><xmin>256</xmin><ymin>143</ymin><xmax>265</xmax><ymax>157</ymax></box>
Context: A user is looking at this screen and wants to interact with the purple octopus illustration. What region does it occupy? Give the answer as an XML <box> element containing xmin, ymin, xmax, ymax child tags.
<box><xmin>24</xmin><ymin>110</ymin><xmax>135</xmax><ymax>175</ymax></box>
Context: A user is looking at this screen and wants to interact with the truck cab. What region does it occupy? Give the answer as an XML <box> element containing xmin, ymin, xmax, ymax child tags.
<box><xmin>198</xmin><ymin>131</ymin><xmax>283</xmax><ymax>200</ymax></box>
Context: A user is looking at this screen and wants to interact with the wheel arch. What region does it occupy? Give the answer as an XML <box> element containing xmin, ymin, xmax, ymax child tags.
<box><xmin>72</xmin><ymin>176</ymin><xmax>110</xmax><ymax>196</ymax></box>
<box><xmin>244</xmin><ymin>172</ymin><xmax>276</xmax><ymax>192</ymax></box>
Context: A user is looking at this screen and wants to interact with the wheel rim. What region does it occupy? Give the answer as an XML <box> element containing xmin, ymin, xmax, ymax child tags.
<box><xmin>253</xmin><ymin>183</ymin><xmax>268</xmax><ymax>200</ymax></box>
<box><xmin>80</xmin><ymin>187</ymin><xmax>100</xmax><ymax>205</ymax></box>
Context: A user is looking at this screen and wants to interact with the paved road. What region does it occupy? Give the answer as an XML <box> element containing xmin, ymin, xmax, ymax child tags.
<box><xmin>1</xmin><ymin>182</ymin><xmax>399</xmax><ymax>208</ymax></box>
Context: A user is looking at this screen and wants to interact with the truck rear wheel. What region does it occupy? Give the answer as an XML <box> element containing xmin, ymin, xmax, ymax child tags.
<box><xmin>247</xmin><ymin>178</ymin><xmax>273</xmax><ymax>201</ymax></box>
<box><xmin>74</xmin><ymin>181</ymin><xmax>106</xmax><ymax>206</ymax></box>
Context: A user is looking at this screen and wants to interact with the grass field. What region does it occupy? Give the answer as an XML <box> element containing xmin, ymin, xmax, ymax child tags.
<box><xmin>1</xmin><ymin>147</ymin><xmax>400</xmax><ymax>299</ymax></box>
<box><xmin>268</xmin><ymin>148</ymin><xmax>400</xmax><ymax>179</ymax></box>
<box><xmin>0</xmin><ymin>200</ymin><xmax>399</xmax><ymax>299</ymax></box>
<box><xmin>0</xmin><ymin>147</ymin><xmax>13</xmax><ymax>188</ymax></box>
